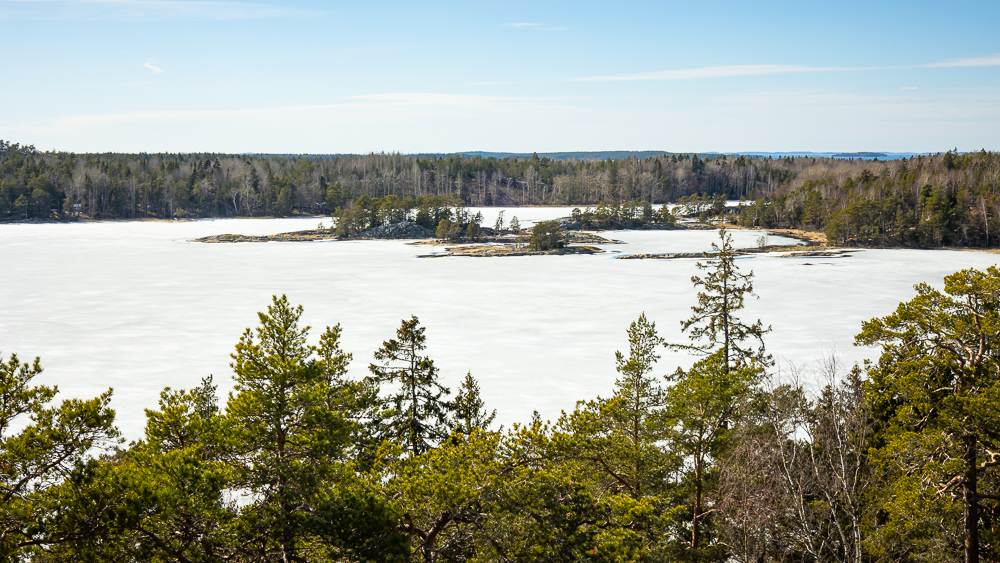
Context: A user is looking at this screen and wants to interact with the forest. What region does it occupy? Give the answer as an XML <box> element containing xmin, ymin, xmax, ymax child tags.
<box><xmin>733</xmin><ymin>150</ymin><xmax>1000</xmax><ymax>247</ymax></box>
<box><xmin>0</xmin><ymin>141</ymin><xmax>1000</xmax><ymax>247</ymax></box>
<box><xmin>3</xmin><ymin>140</ymin><xmax>999</xmax><ymax>249</ymax></box>
<box><xmin>0</xmin><ymin>140</ymin><xmax>764</xmax><ymax>220</ymax></box>
<box><xmin>4</xmin><ymin>228</ymin><xmax>1000</xmax><ymax>563</ymax></box>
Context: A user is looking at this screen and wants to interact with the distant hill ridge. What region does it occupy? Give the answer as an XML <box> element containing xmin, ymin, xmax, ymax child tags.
<box><xmin>449</xmin><ymin>151</ymin><xmax>683</xmax><ymax>160</ymax></box>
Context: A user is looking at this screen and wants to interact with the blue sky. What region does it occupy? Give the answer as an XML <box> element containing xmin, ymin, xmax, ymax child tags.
<box><xmin>1</xmin><ymin>0</ymin><xmax>998</xmax><ymax>153</ymax></box>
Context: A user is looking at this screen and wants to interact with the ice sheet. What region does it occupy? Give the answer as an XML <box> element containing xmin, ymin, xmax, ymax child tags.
<box><xmin>2</xmin><ymin>210</ymin><xmax>997</xmax><ymax>439</ymax></box>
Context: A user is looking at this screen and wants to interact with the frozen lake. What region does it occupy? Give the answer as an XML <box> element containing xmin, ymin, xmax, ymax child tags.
<box><xmin>2</xmin><ymin>208</ymin><xmax>998</xmax><ymax>439</ymax></box>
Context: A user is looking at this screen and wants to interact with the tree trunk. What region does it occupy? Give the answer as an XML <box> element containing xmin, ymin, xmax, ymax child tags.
<box><xmin>722</xmin><ymin>273</ymin><xmax>729</xmax><ymax>372</ymax></box>
<box><xmin>965</xmin><ymin>433</ymin><xmax>979</xmax><ymax>563</ymax></box>
<box><xmin>693</xmin><ymin>457</ymin><xmax>702</xmax><ymax>553</ymax></box>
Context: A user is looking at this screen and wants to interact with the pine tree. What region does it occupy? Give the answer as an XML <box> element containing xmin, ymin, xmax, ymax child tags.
<box><xmin>670</xmin><ymin>226</ymin><xmax>771</xmax><ymax>370</ymax></box>
<box><xmin>0</xmin><ymin>352</ymin><xmax>117</xmax><ymax>559</ymax></box>
<box><xmin>664</xmin><ymin>227</ymin><xmax>770</xmax><ymax>557</ymax></box>
<box><xmin>558</xmin><ymin>314</ymin><xmax>676</xmax><ymax>559</ymax></box>
<box><xmin>665</xmin><ymin>350</ymin><xmax>758</xmax><ymax>557</ymax></box>
<box><xmin>369</xmin><ymin>316</ymin><xmax>453</xmax><ymax>456</ymax></box>
<box><xmin>859</xmin><ymin>267</ymin><xmax>1000</xmax><ymax>563</ymax></box>
<box><xmin>227</xmin><ymin>295</ymin><xmax>406</xmax><ymax>561</ymax></box>
<box><xmin>81</xmin><ymin>378</ymin><xmax>235</xmax><ymax>562</ymax></box>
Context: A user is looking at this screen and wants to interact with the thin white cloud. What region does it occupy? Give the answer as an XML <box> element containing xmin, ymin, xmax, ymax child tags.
<box><xmin>573</xmin><ymin>64</ymin><xmax>863</xmax><ymax>82</ymax></box>
<box><xmin>921</xmin><ymin>53</ymin><xmax>1000</xmax><ymax>68</ymax></box>
<box><xmin>4</xmin><ymin>88</ymin><xmax>998</xmax><ymax>153</ymax></box>
<box><xmin>0</xmin><ymin>0</ymin><xmax>317</xmax><ymax>21</ymax></box>
<box><xmin>900</xmin><ymin>86</ymin><xmax>918</xmax><ymax>90</ymax></box>
<box><xmin>569</xmin><ymin>54</ymin><xmax>1000</xmax><ymax>83</ymax></box>
<box><xmin>6</xmin><ymin>93</ymin><xmax>575</xmax><ymax>132</ymax></box>
<box><xmin>143</xmin><ymin>59</ymin><xmax>163</xmax><ymax>73</ymax></box>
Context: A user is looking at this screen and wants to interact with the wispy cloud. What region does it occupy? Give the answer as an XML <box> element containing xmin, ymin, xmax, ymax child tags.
<box><xmin>900</xmin><ymin>86</ymin><xmax>918</xmax><ymax>90</ymax></box>
<box><xmin>573</xmin><ymin>64</ymin><xmax>864</xmax><ymax>82</ymax></box>
<box><xmin>570</xmin><ymin>53</ymin><xmax>1000</xmax><ymax>83</ymax></box>
<box><xmin>143</xmin><ymin>59</ymin><xmax>163</xmax><ymax>73</ymax></box>
<box><xmin>4</xmin><ymin>88</ymin><xmax>997</xmax><ymax>153</ymax></box>
<box><xmin>0</xmin><ymin>0</ymin><xmax>318</xmax><ymax>21</ymax></box>
<box><xmin>920</xmin><ymin>53</ymin><xmax>1000</xmax><ymax>68</ymax></box>
<box><xmin>6</xmin><ymin>93</ymin><xmax>576</xmax><ymax>132</ymax></box>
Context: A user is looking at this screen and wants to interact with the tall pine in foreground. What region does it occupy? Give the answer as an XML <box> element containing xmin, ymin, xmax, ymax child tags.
<box><xmin>665</xmin><ymin>227</ymin><xmax>769</xmax><ymax>560</ymax></box>
<box><xmin>670</xmin><ymin>226</ymin><xmax>771</xmax><ymax>370</ymax></box>
<box><xmin>369</xmin><ymin>316</ymin><xmax>453</xmax><ymax>456</ymax></box>
<box><xmin>559</xmin><ymin>313</ymin><xmax>676</xmax><ymax>560</ymax></box>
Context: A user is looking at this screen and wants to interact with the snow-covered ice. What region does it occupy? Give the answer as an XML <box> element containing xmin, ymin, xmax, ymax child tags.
<box><xmin>1</xmin><ymin>208</ymin><xmax>998</xmax><ymax>439</ymax></box>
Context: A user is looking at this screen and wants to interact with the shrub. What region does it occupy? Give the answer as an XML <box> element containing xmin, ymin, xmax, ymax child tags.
<box><xmin>529</xmin><ymin>220</ymin><xmax>565</xmax><ymax>251</ymax></box>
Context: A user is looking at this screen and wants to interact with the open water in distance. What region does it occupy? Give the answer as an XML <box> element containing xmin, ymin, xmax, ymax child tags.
<box><xmin>2</xmin><ymin>207</ymin><xmax>998</xmax><ymax>439</ymax></box>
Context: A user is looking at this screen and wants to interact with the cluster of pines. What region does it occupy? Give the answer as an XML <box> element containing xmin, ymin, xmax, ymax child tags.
<box><xmin>5</xmin><ymin>228</ymin><xmax>1000</xmax><ymax>562</ymax></box>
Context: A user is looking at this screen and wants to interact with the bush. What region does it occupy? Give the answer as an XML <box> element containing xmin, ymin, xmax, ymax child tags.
<box><xmin>529</xmin><ymin>220</ymin><xmax>565</xmax><ymax>251</ymax></box>
<box><xmin>465</xmin><ymin>223</ymin><xmax>483</xmax><ymax>241</ymax></box>
<box><xmin>436</xmin><ymin>218</ymin><xmax>458</xmax><ymax>240</ymax></box>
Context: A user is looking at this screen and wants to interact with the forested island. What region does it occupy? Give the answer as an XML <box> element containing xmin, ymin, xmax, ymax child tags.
<box><xmin>4</xmin><ymin>229</ymin><xmax>1000</xmax><ymax>563</ymax></box>
<box><xmin>2</xmin><ymin>140</ymin><xmax>998</xmax><ymax>250</ymax></box>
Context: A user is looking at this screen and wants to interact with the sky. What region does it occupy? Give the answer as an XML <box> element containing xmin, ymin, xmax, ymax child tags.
<box><xmin>1</xmin><ymin>0</ymin><xmax>998</xmax><ymax>154</ymax></box>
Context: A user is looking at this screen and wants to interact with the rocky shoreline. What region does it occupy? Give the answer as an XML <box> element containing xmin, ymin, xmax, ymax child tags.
<box><xmin>418</xmin><ymin>245</ymin><xmax>605</xmax><ymax>258</ymax></box>
<box><xmin>192</xmin><ymin>229</ymin><xmax>339</xmax><ymax>243</ymax></box>
<box><xmin>189</xmin><ymin>220</ymin><xmax>854</xmax><ymax>262</ymax></box>
<box><xmin>193</xmin><ymin>223</ymin><xmax>624</xmax><ymax>249</ymax></box>
<box><xmin>618</xmin><ymin>245</ymin><xmax>857</xmax><ymax>260</ymax></box>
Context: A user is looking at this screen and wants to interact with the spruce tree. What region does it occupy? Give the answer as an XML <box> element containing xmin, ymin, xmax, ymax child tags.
<box><xmin>369</xmin><ymin>316</ymin><xmax>453</xmax><ymax>456</ymax></box>
<box><xmin>450</xmin><ymin>372</ymin><xmax>495</xmax><ymax>435</ymax></box>
<box><xmin>670</xmin><ymin>226</ymin><xmax>771</xmax><ymax>370</ymax></box>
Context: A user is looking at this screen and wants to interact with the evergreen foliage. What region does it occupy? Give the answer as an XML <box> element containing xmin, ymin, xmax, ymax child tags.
<box><xmin>858</xmin><ymin>267</ymin><xmax>1000</xmax><ymax>563</ymax></box>
<box><xmin>449</xmin><ymin>372</ymin><xmax>495</xmax><ymax>436</ymax></box>
<box><xmin>527</xmin><ymin>220</ymin><xmax>564</xmax><ymax>251</ymax></box>
<box><xmin>671</xmin><ymin>227</ymin><xmax>772</xmax><ymax>369</ymax></box>
<box><xmin>369</xmin><ymin>316</ymin><xmax>452</xmax><ymax>456</ymax></box>
<box><xmin>734</xmin><ymin>151</ymin><xmax>1000</xmax><ymax>248</ymax></box>
<box><xmin>226</xmin><ymin>294</ymin><xmax>407</xmax><ymax>562</ymax></box>
<box><xmin>0</xmin><ymin>352</ymin><xmax>118</xmax><ymax>559</ymax></box>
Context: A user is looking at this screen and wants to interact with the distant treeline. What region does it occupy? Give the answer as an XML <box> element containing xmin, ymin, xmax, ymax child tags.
<box><xmin>0</xmin><ymin>140</ymin><xmax>794</xmax><ymax>221</ymax></box>
<box><xmin>732</xmin><ymin>150</ymin><xmax>1000</xmax><ymax>247</ymax></box>
<box><xmin>4</xmin><ymin>140</ymin><xmax>999</xmax><ymax>249</ymax></box>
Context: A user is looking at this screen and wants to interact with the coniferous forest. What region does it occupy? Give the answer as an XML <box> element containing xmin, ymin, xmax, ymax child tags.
<box><xmin>3</xmin><ymin>140</ymin><xmax>1000</xmax><ymax>249</ymax></box>
<box><xmin>5</xmin><ymin>228</ymin><xmax>1000</xmax><ymax>563</ymax></box>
